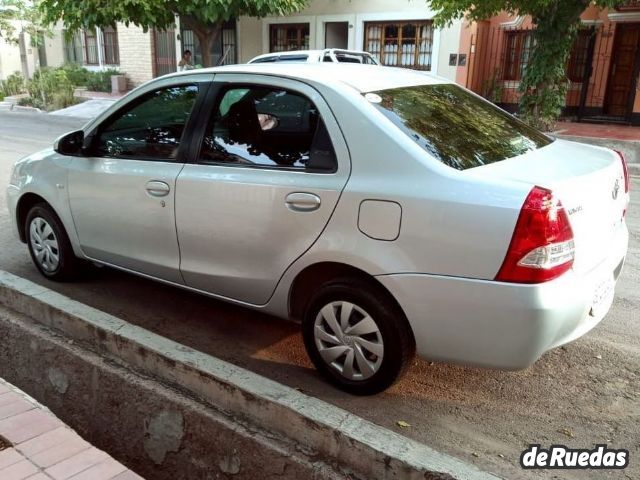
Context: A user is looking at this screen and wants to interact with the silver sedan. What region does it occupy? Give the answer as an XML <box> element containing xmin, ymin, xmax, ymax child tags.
<box><xmin>7</xmin><ymin>64</ymin><xmax>629</xmax><ymax>394</ymax></box>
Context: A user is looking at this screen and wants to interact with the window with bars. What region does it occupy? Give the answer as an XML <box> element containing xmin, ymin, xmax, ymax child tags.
<box><xmin>65</xmin><ymin>28</ymin><xmax>119</xmax><ymax>66</ymax></box>
<box><xmin>567</xmin><ymin>29</ymin><xmax>592</xmax><ymax>83</ymax></box>
<box><xmin>84</xmin><ymin>30</ymin><xmax>99</xmax><ymax>65</ymax></box>
<box><xmin>364</xmin><ymin>21</ymin><xmax>434</xmax><ymax>70</ymax></box>
<box><xmin>64</xmin><ymin>31</ymin><xmax>84</xmax><ymax>64</ymax></box>
<box><xmin>269</xmin><ymin>24</ymin><xmax>310</xmax><ymax>52</ymax></box>
<box><xmin>503</xmin><ymin>30</ymin><xmax>534</xmax><ymax>81</ymax></box>
<box><xmin>102</xmin><ymin>26</ymin><xmax>119</xmax><ymax>65</ymax></box>
<box><xmin>503</xmin><ymin>29</ymin><xmax>591</xmax><ymax>83</ymax></box>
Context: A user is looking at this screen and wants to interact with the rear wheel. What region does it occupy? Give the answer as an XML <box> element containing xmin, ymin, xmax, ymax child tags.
<box><xmin>302</xmin><ymin>278</ymin><xmax>415</xmax><ymax>395</ymax></box>
<box><xmin>26</xmin><ymin>204</ymin><xmax>82</xmax><ymax>281</ymax></box>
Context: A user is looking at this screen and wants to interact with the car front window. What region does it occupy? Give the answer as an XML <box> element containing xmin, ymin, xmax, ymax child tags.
<box><xmin>368</xmin><ymin>83</ymin><xmax>553</xmax><ymax>170</ymax></box>
<box><xmin>94</xmin><ymin>84</ymin><xmax>199</xmax><ymax>161</ymax></box>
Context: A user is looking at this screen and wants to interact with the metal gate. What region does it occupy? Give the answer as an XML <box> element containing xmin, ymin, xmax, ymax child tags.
<box><xmin>576</xmin><ymin>23</ymin><xmax>640</xmax><ymax>124</ymax></box>
<box><xmin>464</xmin><ymin>23</ymin><xmax>639</xmax><ymax>124</ymax></box>
<box><xmin>153</xmin><ymin>28</ymin><xmax>177</xmax><ymax>77</ymax></box>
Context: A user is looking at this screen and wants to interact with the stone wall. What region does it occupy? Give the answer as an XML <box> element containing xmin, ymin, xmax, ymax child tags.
<box><xmin>117</xmin><ymin>23</ymin><xmax>154</xmax><ymax>87</ymax></box>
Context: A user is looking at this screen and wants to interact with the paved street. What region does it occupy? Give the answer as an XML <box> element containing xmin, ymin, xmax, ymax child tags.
<box><xmin>0</xmin><ymin>111</ymin><xmax>638</xmax><ymax>480</ymax></box>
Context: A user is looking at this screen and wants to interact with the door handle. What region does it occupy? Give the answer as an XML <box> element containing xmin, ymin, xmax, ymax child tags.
<box><xmin>285</xmin><ymin>192</ymin><xmax>321</xmax><ymax>212</ymax></box>
<box><xmin>145</xmin><ymin>180</ymin><xmax>171</xmax><ymax>198</ymax></box>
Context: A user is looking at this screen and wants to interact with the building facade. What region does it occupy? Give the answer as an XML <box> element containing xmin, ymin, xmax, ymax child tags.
<box><xmin>457</xmin><ymin>2</ymin><xmax>640</xmax><ymax>124</ymax></box>
<box><xmin>3</xmin><ymin>2</ymin><xmax>465</xmax><ymax>86</ymax></box>
<box><xmin>236</xmin><ymin>0</ymin><xmax>463</xmax><ymax>81</ymax></box>
<box><xmin>3</xmin><ymin>1</ymin><xmax>638</xmax><ymax>125</ymax></box>
<box><xmin>0</xmin><ymin>21</ymin><xmax>66</xmax><ymax>80</ymax></box>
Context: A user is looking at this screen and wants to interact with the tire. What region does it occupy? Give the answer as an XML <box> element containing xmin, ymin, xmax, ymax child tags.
<box><xmin>25</xmin><ymin>203</ymin><xmax>82</xmax><ymax>281</ymax></box>
<box><xmin>302</xmin><ymin>278</ymin><xmax>415</xmax><ymax>395</ymax></box>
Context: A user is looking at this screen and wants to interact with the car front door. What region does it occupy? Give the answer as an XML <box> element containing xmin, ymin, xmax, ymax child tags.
<box><xmin>67</xmin><ymin>82</ymin><xmax>204</xmax><ymax>283</ymax></box>
<box><xmin>175</xmin><ymin>75</ymin><xmax>350</xmax><ymax>305</ymax></box>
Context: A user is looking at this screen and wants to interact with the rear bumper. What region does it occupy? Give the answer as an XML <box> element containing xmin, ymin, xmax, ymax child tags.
<box><xmin>376</xmin><ymin>223</ymin><xmax>628</xmax><ymax>370</ymax></box>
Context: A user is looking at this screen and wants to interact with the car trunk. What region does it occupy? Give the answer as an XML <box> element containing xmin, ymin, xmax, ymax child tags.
<box><xmin>470</xmin><ymin>139</ymin><xmax>628</xmax><ymax>274</ymax></box>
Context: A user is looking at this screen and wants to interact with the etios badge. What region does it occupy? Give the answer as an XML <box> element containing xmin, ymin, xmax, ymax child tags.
<box><xmin>612</xmin><ymin>179</ymin><xmax>620</xmax><ymax>200</ymax></box>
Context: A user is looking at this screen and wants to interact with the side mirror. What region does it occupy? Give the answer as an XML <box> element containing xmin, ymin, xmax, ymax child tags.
<box><xmin>54</xmin><ymin>130</ymin><xmax>85</xmax><ymax>156</ymax></box>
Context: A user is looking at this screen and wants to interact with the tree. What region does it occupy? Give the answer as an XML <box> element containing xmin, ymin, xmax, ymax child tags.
<box><xmin>39</xmin><ymin>0</ymin><xmax>309</xmax><ymax>68</ymax></box>
<box><xmin>1</xmin><ymin>0</ymin><xmax>48</xmax><ymax>45</ymax></box>
<box><xmin>429</xmin><ymin>0</ymin><xmax>621</xmax><ymax>130</ymax></box>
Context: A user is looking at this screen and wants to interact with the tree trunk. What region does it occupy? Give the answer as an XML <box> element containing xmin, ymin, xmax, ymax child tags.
<box><xmin>519</xmin><ymin>0</ymin><xmax>591</xmax><ymax>130</ymax></box>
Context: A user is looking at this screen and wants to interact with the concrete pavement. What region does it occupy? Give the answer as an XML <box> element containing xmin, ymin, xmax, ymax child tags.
<box><xmin>0</xmin><ymin>111</ymin><xmax>638</xmax><ymax>480</ymax></box>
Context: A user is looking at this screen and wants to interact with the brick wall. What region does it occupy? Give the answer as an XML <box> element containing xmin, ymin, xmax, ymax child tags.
<box><xmin>116</xmin><ymin>23</ymin><xmax>154</xmax><ymax>87</ymax></box>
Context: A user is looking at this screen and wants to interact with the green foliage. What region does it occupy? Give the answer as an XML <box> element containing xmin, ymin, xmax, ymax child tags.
<box><xmin>57</xmin><ymin>63</ymin><xmax>92</xmax><ymax>86</ymax></box>
<box><xmin>85</xmin><ymin>68</ymin><xmax>120</xmax><ymax>92</ymax></box>
<box><xmin>40</xmin><ymin>0</ymin><xmax>309</xmax><ymax>32</ymax></box>
<box><xmin>1</xmin><ymin>0</ymin><xmax>50</xmax><ymax>44</ymax></box>
<box><xmin>27</xmin><ymin>68</ymin><xmax>76</xmax><ymax>110</ymax></box>
<box><xmin>430</xmin><ymin>0</ymin><xmax>621</xmax><ymax>130</ymax></box>
<box><xmin>39</xmin><ymin>0</ymin><xmax>309</xmax><ymax>66</ymax></box>
<box><xmin>56</xmin><ymin>64</ymin><xmax>126</xmax><ymax>92</ymax></box>
<box><xmin>0</xmin><ymin>72</ymin><xmax>26</xmax><ymax>98</ymax></box>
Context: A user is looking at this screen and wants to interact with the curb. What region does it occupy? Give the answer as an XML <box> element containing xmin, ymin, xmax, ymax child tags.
<box><xmin>11</xmin><ymin>106</ymin><xmax>44</xmax><ymax>114</ymax></box>
<box><xmin>0</xmin><ymin>270</ymin><xmax>501</xmax><ymax>480</ymax></box>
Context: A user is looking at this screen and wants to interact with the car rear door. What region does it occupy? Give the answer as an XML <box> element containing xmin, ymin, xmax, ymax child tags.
<box><xmin>67</xmin><ymin>80</ymin><xmax>208</xmax><ymax>283</ymax></box>
<box><xmin>175</xmin><ymin>74</ymin><xmax>350</xmax><ymax>305</ymax></box>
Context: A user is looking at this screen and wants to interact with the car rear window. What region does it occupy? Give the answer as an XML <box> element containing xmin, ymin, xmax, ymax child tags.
<box><xmin>278</xmin><ymin>55</ymin><xmax>309</xmax><ymax>62</ymax></box>
<box><xmin>369</xmin><ymin>83</ymin><xmax>553</xmax><ymax>170</ymax></box>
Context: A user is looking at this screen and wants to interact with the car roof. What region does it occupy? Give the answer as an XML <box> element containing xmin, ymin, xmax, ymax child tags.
<box><xmin>169</xmin><ymin>63</ymin><xmax>450</xmax><ymax>94</ymax></box>
<box><xmin>252</xmin><ymin>49</ymin><xmax>375</xmax><ymax>57</ymax></box>
<box><xmin>248</xmin><ymin>49</ymin><xmax>379</xmax><ymax>65</ymax></box>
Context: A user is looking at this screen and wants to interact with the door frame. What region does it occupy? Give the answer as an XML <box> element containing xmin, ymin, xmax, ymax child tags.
<box><xmin>152</xmin><ymin>28</ymin><xmax>178</xmax><ymax>77</ymax></box>
<box><xmin>314</xmin><ymin>14</ymin><xmax>357</xmax><ymax>50</ymax></box>
<box><xmin>604</xmin><ymin>22</ymin><xmax>640</xmax><ymax>120</ymax></box>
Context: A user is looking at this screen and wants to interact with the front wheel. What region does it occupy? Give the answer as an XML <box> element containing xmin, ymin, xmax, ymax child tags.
<box><xmin>25</xmin><ymin>204</ymin><xmax>82</xmax><ymax>281</ymax></box>
<box><xmin>302</xmin><ymin>278</ymin><xmax>415</xmax><ymax>395</ymax></box>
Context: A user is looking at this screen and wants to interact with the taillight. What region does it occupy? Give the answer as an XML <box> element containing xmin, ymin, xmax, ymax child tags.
<box><xmin>615</xmin><ymin>150</ymin><xmax>630</xmax><ymax>194</ymax></box>
<box><xmin>496</xmin><ymin>186</ymin><xmax>575</xmax><ymax>284</ymax></box>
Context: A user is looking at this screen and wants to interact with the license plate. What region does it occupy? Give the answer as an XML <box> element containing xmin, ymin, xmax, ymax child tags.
<box><xmin>590</xmin><ymin>276</ymin><xmax>615</xmax><ymax>318</ymax></box>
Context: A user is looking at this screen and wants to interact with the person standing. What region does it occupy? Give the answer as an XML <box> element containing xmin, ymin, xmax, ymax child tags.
<box><xmin>178</xmin><ymin>50</ymin><xmax>194</xmax><ymax>71</ymax></box>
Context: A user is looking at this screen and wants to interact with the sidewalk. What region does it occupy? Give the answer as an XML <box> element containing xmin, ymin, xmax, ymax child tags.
<box><xmin>50</xmin><ymin>89</ymin><xmax>126</xmax><ymax>119</ymax></box>
<box><xmin>554</xmin><ymin>121</ymin><xmax>640</xmax><ymax>141</ymax></box>
<box><xmin>49</xmin><ymin>99</ymin><xmax>118</xmax><ymax>119</ymax></box>
<box><xmin>0</xmin><ymin>379</ymin><xmax>142</xmax><ymax>480</ymax></box>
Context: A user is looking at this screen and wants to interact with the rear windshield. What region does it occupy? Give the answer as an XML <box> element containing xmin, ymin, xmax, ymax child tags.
<box><xmin>369</xmin><ymin>84</ymin><xmax>552</xmax><ymax>170</ymax></box>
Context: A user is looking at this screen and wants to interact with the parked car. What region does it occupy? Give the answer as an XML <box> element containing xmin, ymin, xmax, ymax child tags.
<box><xmin>7</xmin><ymin>64</ymin><xmax>629</xmax><ymax>395</ymax></box>
<box><xmin>248</xmin><ymin>49</ymin><xmax>379</xmax><ymax>65</ymax></box>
